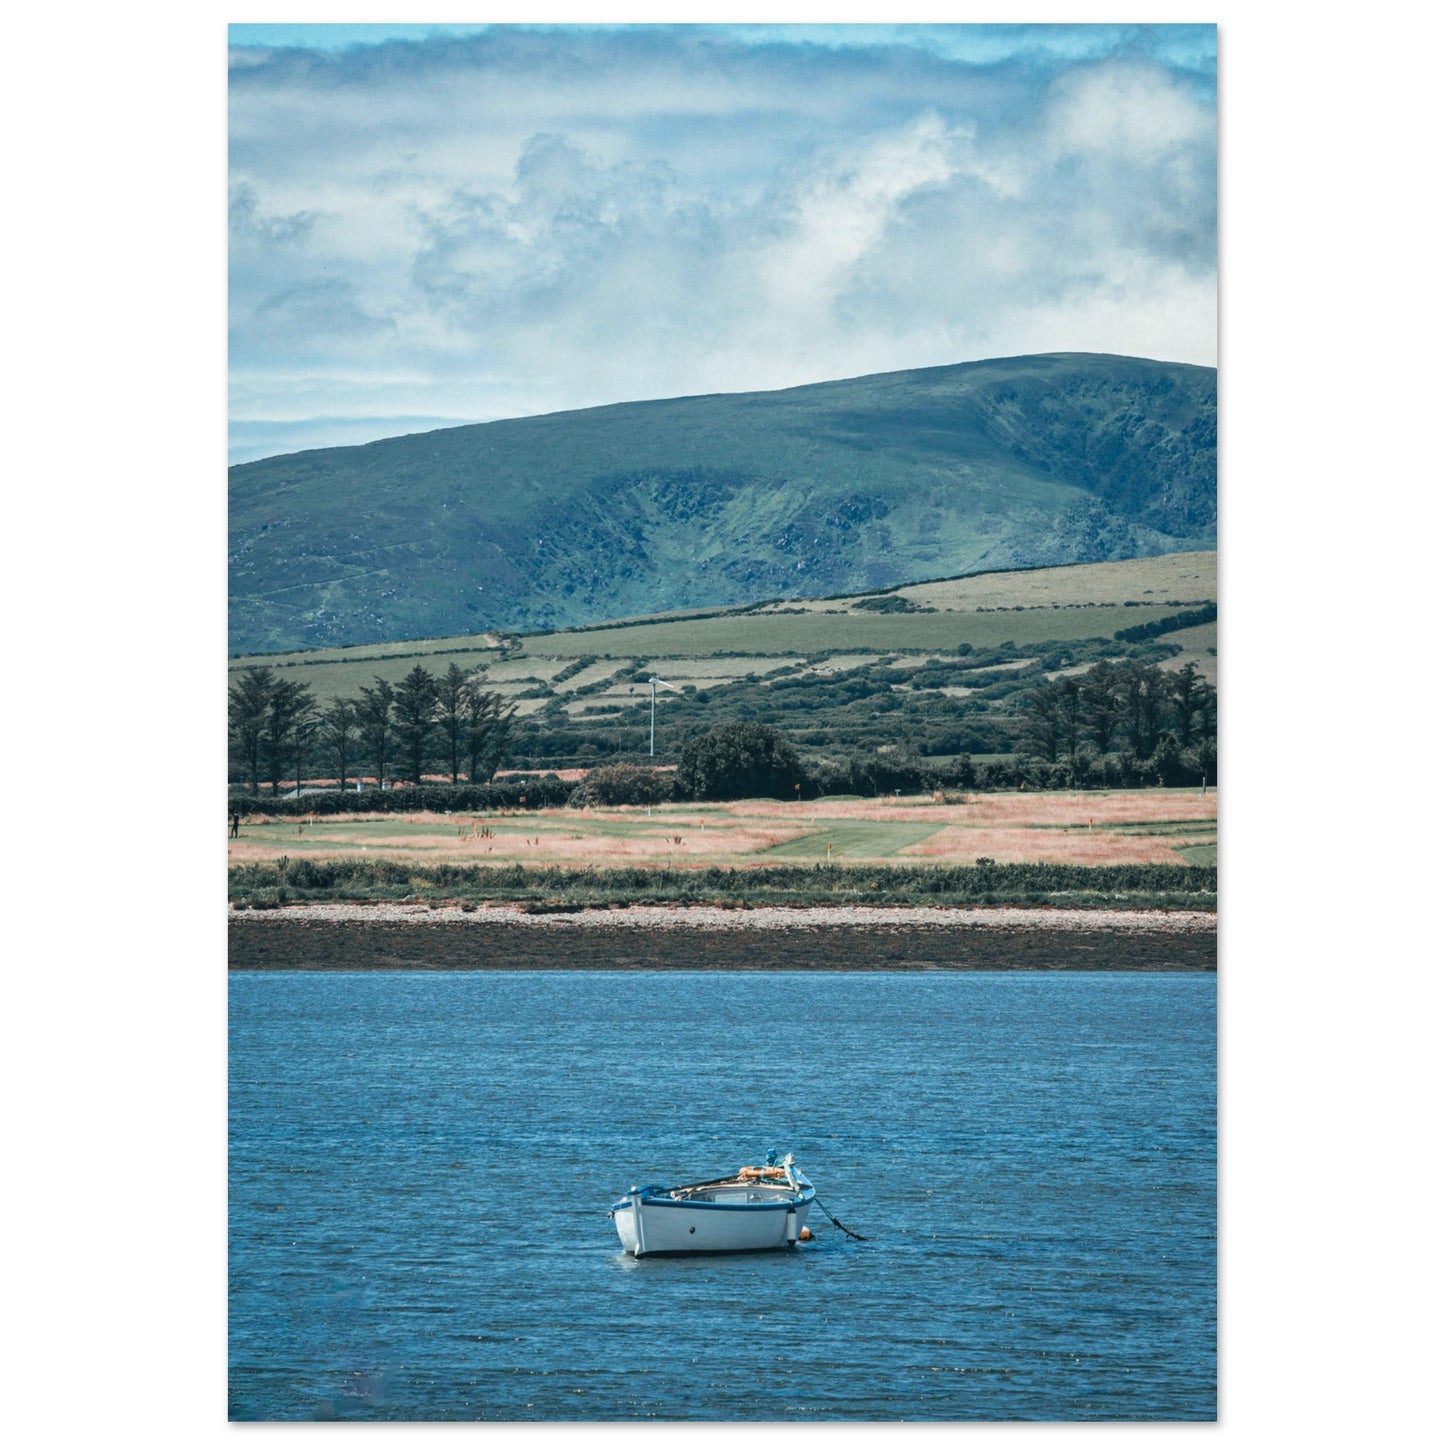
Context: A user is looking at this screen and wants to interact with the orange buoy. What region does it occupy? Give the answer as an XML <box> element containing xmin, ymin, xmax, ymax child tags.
<box><xmin>799</xmin><ymin>1227</ymin><xmax>812</xmax><ymax>1241</ymax></box>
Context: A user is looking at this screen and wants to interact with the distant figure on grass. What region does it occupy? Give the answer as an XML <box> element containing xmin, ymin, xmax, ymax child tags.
<box><xmin>230</xmin><ymin>807</ymin><xmax>241</xmax><ymax>838</ymax></box>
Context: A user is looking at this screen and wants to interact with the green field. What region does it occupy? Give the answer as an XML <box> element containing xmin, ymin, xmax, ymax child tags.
<box><xmin>760</xmin><ymin>821</ymin><xmax>944</xmax><ymax>859</ymax></box>
<box><xmin>229</xmin><ymin>551</ymin><xmax>1216</xmax><ymax>774</ymax></box>
<box><xmin>231</xmin><ymin>646</ymin><xmax>505</xmax><ymax>705</ymax></box>
<box><xmin>510</xmin><ymin>603</ymin><xmax>1197</xmax><ymax>661</ymax></box>
<box><xmin>230</xmin><ymin>551</ymin><xmax>1216</xmax><ymax>697</ymax></box>
<box><xmin>233</xmin><ymin>790</ymin><xmax>1216</xmax><ymax>871</ymax></box>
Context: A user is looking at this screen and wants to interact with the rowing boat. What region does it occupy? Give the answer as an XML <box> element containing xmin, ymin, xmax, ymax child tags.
<box><xmin>609</xmin><ymin>1151</ymin><xmax>815</xmax><ymax>1257</ymax></box>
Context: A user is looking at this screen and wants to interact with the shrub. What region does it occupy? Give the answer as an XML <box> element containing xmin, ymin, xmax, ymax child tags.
<box><xmin>677</xmin><ymin>722</ymin><xmax>807</xmax><ymax>801</ymax></box>
<box><xmin>851</xmin><ymin>594</ymin><xmax>934</xmax><ymax>613</ymax></box>
<box><xmin>572</xmin><ymin>763</ymin><xmax>676</xmax><ymax>807</ymax></box>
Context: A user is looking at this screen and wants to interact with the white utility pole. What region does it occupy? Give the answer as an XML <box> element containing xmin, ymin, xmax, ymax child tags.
<box><xmin>648</xmin><ymin>676</ymin><xmax>679</xmax><ymax>756</ymax></box>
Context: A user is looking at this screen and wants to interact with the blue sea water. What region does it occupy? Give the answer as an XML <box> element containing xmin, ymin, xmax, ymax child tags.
<box><xmin>229</xmin><ymin>970</ymin><xmax>1215</xmax><ymax>1421</ymax></box>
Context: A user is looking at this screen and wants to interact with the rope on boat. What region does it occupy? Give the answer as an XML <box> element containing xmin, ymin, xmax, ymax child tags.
<box><xmin>813</xmin><ymin>1196</ymin><xmax>869</xmax><ymax>1242</ymax></box>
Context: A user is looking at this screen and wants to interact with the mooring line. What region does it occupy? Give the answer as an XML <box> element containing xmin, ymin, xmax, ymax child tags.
<box><xmin>813</xmin><ymin>1196</ymin><xmax>869</xmax><ymax>1242</ymax></box>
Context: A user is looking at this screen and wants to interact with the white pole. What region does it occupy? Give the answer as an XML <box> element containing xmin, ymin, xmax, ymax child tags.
<box><xmin>650</xmin><ymin>680</ymin><xmax>656</xmax><ymax>756</ymax></box>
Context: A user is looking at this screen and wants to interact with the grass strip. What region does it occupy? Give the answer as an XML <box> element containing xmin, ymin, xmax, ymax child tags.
<box><xmin>230</xmin><ymin>859</ymin><xmax>1216</xmax><ymax>911</ymax></box>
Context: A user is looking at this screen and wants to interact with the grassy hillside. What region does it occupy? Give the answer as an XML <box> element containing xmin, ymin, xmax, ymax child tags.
<box><xmin>230</xmin><ymin>353</ymin><xmax>1216</xmax><ymax>655</ymax></box>
<box><xmin>229</xmin><ymin>551</ymin><xmax>1216</xmax><ymax>771</ymax></box>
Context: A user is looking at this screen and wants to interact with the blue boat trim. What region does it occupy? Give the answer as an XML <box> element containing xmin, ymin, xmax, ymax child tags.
<box><xmin>617</xmin><ymin>1185</ymin><xmax>815</xmax><ymax>1213</ymax></box>
<box><xmin>638</xmin><ymin>1196</ymin><xmax>799</xmax><ymax>1212</ymax></box>
<box><xmin>618</xmin><ymin>1184</ymin><xmax>820</xmax><ymax>1208</ymax></box>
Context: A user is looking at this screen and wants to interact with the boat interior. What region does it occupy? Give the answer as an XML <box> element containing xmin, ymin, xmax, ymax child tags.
<box><xmin>667</xmin><ymin>1169</ymin><xmax>806</xmax><ymax>1204</ymax></box>
<box><xmin>669</xmin><ymin>1183</ymin><xmax>797</xmax><ymax>1204</ymax></box>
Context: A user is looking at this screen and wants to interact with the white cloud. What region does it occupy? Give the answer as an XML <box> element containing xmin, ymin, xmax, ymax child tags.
<box><xmin>229</xmin><ymin>25</ymin><xmax>1216</xmax><ymax>458</ymax></box>
<box><xmin>1043</xmin><ymin>61</ymin><xmax>1213</xmax><ymax>165</ymax></box>
<box><xmin>747</xmin><ymin>114</ymin><xmax>958</xmax><ymax>331</ymax></box>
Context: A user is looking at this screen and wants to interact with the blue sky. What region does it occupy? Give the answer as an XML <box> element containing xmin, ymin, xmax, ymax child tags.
<box><xmin>228</xmin><ymin>23</ymin><xmax>1216</xmax><ymax>462</ymax></box>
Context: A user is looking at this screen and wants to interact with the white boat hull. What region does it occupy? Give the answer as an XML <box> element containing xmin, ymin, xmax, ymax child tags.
<box><xmin>612</xmin><ymin>1171</ymin><xmax>814</xmax><ymax>1257</ymax></box>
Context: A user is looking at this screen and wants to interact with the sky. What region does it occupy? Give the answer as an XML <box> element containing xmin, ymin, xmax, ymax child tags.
<box><xmin>228</xmin><ymin>22</ymin><xmax>1217</xmax><ymax>462</ymax></box>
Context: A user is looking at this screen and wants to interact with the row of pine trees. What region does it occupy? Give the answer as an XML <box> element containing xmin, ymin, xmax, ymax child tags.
<box><xmin>230</xmin><ymin>654</ymin><xmax>1218</xmax><ymax>798</ymax></box>
<box><xmin>228</xmin><ymin>663</ymin><xmax>516</xmax><ymax>795</ymax></box>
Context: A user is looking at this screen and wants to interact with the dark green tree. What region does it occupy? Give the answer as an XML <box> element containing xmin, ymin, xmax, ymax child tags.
<box><xmin>261</xmin><ymin>676</ymin><xmax>316</xmax><ymax>795</ymax></box>
<box><xmin>1172</xmin><ymin>661</ymin><xmax>1202</xmax><ymax>747</ymax></box>
<box><xmin>464</xmin><ymin>684</ymin><xmax>517</xmax><ymax>783</ymax></box>
<box><xmin>1020</xmin><ymin>680</ymin><xmax>1062</xmax><ymax>762</ymax></box>
<box><xmin>1186</xmin><ymin>736</ymin><xmax>1218</xmax><ymax>789</ymax></box>
<box><xmin>1081</xmin><ymin>661</ymin><xmax>1123</xmax><ymax>753</ymax></box>
<box><xmin>292</xmin><ymin>717</ymin><xmax>320</xmax><ymax>797</ymax></box>
<box><xmin>1171</xmin><ymin>661</ymin><xmax>1217</xmax><ymax>750</ymax></box>
<box><xmin>676</xmin><ymin>721</ymin><xmax>806</xmax><ymax>801</ymax></box>
<box><xmin>228</xmin><ymin>666</ymin><xmax>275</xmax><ymax>795</ymax></box>
<box><xmin>1148</xmin><ymin>732</ymin><xmax>1187</xmax><ymax>786</ymax></box>
<box><xmin>393</xmin><ymin>665</ymin><xmax>441</xmax><ymax>785</ymax></box>
<box><xmin>1118</xmin><ymin>661</ymin><xmax>1171</xmax><ymax>760</ymax></box>
<box><xmin>436</xmin><ymin>663</ymin><xmax>472</xmax><ymax>783</ymax></box>
<box><xmin>1057</xmin><ymin>676</ymin><xmax>1085</xmax><ymax>770</ymax></box>
<box><xmin>355</xmin><ymin>678</ymin><xmax>395</xmax><ymax>790</ymax></box>
<box><xmin>319</xmin><ymin>697</ymin><xmax>358</xmax><ymax>792</ymax></box>
<box><xmin>1023</xmin><ymin>676</ymin><xmax>1084</xmax><ymax>772</ymax></box>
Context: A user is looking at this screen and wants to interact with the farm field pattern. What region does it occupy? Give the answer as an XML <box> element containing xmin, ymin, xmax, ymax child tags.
<box><xmin>228</xmin><ymin>552</ymin><xmax>1218</xmax><ymax>710</ymax></box>
<box><xmin>228</xmin><ymin>789</ymin><xmax>1218</xmax><ymax>871</ymax></box>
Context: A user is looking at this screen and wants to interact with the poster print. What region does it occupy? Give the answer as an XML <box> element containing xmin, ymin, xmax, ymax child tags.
<box><xmin>229</xmin><ymin>22</ymin><xmax>1216</xmax><ymax>1423</ymax></box>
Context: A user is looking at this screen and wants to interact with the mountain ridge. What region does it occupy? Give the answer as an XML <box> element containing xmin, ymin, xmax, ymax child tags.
<box><xmin>229</xmin><ymin>352</ymin><xmax>1216</xmax><ymax>655</ymax></box>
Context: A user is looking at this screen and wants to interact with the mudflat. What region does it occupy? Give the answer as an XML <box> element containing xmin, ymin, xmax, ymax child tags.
<box><xmin>229</xmin><ymin>904</ymin><xmax>1216</xmax><ymax>972</ymax></box>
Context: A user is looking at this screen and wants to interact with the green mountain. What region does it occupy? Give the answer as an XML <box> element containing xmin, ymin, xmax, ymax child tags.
<box><xmin>229</xmin><ymin>352</ymin><xmax>1215</xmax><ymax>655</ymax></box>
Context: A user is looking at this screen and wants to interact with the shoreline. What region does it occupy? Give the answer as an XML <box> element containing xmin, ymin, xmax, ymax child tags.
<box><xmin>229</xmin><ymin>903</ymin><xmax>1216</xmax><ymax>972</ymax></box>
<box><xmin>229</xmin><ymin>901</ymin><xmax>1215</xmax><ymax>931</ymax></box>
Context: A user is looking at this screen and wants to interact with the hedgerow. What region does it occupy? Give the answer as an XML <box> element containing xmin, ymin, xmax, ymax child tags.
<box><xmin>1113</xmin><ymin>602</ymin><xmax>1217</xmax><ymax>643</ymax></box>
<box><xmin>230</xmin><ymin>858</ymin><xmax>1216</xmax><ymax>909</ymax></box>
<box><xmin>233</xmin><ymin>775</ymin><xmax>575</xmax><ymax>818</ymax></box>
